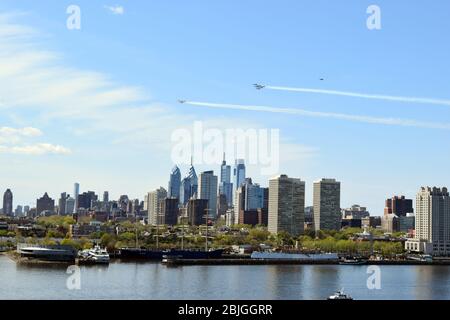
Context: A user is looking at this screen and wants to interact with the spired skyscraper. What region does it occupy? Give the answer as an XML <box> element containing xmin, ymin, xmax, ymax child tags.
<box><xmin>234</xmin><ymin>159</ymin><xmax>246</xmax><ymax>190</ymax></box>
<box><xmin>219</xmin><ymin>154</ymin><xmax>233</xmax><ymax>207</ymax></box>
<box><xmin>2</xmin><ymin>189</ymin><xmax>13</xmax><ymax>216</ymax></box>
<box><xmin>168</xmin><ymin>166</ymin><xmax>181</xmax><ymax>200</ymax></box>
<box><xmin>180</xmin><ymin>161</ymin><xmax>198</xmax><ymax>205</ymax></box>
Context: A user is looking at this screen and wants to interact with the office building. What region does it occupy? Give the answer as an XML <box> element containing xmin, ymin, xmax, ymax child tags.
<box><xmin>219</xmin><ymin>154</ymin><xmax>233</xmax><ymax>207</ymax></box>
<box><xmin>198</xmin><ymin>170</ymin><xmax>218</xmax><ymax>218</ymax></box>
<box><xmin>65</xmin><ymin>197</ymin><xmax>75</xmax><ymax>215</ymax></box>
<box><xmin>384</xmin><ymin>195</ymin><xmax>413</xmax><ymax>217</ymax></box>
<box><xmin>168</xmin><ymin>165</ymin><xmax>181</xmax><ymax>200</ymax></box>
<box><xmin>180</xmin><ymin>162</ymin><xmax>198</xmax><ymax>205</ymax></box>
<box><xmin>234</xmin><ymin>159</ymin><xmax>246</xmax><ymax>190</ymax></box>
<box><xmin>2</xmin><ymin>189</ymin><xmax>13</xmax><ymax>216</ymax></box>
<box><xmin>342</xmin><ymin>205</ymin><xmax>370</xmax><ymax>220</ymax></box>
<box><xmin>187</xmin><ymin>198</ymin><xmax>208</xmax><ymax>226</ymax></box>
<box><xmin>159</xmin><ymin>197</ymin><xmax>179</xmax><ymax>226</ymax></box>
<box><xmin>58</xmin><ymin>192</ymin><xmax>68</xmax><ymax>215</ymax></box>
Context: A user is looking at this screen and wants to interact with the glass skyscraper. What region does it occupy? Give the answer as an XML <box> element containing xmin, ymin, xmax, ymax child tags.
<box><xmin>234</xmin><ymin>159</ymin><xmax>246</xmax><ymax>190</ymax></box>
<box><xmin>168</xmin><ymin>165</ymin><xmax>181</xmax><ymax>200</ymax></box>
<box><xmin>219</xmin><ymin>154</ymin><xmax>233</xmax><ymax>206</ymax></box>
<box><xmin>180</xmin><ymin>163</ymin><xmax>198</xmax><ymax>205</ymax></box>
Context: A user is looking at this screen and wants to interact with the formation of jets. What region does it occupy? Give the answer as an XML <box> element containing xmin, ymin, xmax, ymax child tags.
<box><xmin>253</xmin><ymin>83</ymin><xmax>265</xmax><ymax>90</ymax></box>
<box><xmin>178</xmin><ymin>80</ymin><xmax>325</xmax><ymax>103</ymax></box>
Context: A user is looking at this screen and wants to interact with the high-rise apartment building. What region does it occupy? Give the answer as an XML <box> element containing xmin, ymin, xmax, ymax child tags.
<box><xmin>268</xmin><ymin>175</ymin><xmax>305</xmax><ymax>236</ymax></box>
<box><xmin>409</xmin><ymin>187</ymin><xmax>450</xmax><ymax>256</ymax></box>
<box><xmin>147</xmin><ymin>187</ymin><xmax>167</xmax><ymax>225</ymax></box>
<box><xmin>313</xmin><ymin>178</ymin><xmax>341</xmax><ymax>231</ymax></box>
<box><xmin>36</xmin><ymin>193</ymin><xmax>55</xmax><ymax>216</ymax></box>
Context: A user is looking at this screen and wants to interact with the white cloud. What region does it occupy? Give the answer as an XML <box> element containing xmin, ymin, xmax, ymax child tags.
<box><xmin>0</xmin><ymin>143</ymin><xmax>71</xmax><ymax>155</ymax></box>
<box><xmin>0</xmin><ymin>127</ymin><xmax>43</xmax><ymax>144</ymax></box>
<box><xmin>104</xmin><ymin>5</ymin><xmax>125</xmax><ymax>15</ymax></box>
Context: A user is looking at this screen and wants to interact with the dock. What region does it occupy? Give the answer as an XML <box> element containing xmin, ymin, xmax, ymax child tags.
<box><xmin>162</xmin><ymin>258</ymin><xmax>450</xmax><ymax>266</ymax></box>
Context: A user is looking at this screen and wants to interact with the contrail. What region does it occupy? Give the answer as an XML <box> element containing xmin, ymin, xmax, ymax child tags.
<box><xmin>265</xmin><ymin>85</ymin><xmax>450</xmax><ymax>107</ymax></box>
<box><xmin>184</xmin><ymin>101</ymin><xmax>450</xmax><ymax>130</ymax></box>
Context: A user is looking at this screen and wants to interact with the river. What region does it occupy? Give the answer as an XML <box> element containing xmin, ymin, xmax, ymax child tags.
<box><xmin>1</xmin><ymin>254</ymin><xmax>450</xmax><ymax>300</ymax></box>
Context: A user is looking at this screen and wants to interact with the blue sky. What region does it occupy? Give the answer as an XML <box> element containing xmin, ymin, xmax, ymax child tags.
<box><xmin>0</xmin><ymin>0</ymin><xmax>449</xmax><ymax>215</ymax></box>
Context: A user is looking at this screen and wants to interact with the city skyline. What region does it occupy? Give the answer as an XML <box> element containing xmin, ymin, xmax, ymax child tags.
<box><xmin>1</xmin><ymin>159</ymin><xmax>449</xmax><ymax>218</ymax></box>
<box><xmin>0</xmin><ymin>1</ymin><xmax>450</xmax><ymax>215</ymax></box>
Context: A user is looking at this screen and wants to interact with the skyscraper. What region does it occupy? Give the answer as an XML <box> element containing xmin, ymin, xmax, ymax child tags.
<box><xmin>219</xmin><ymin>154</ymin><xmax>233</xmax><ymax>206</ymax></box>
<box><xmin>65</xmin><ymin>197</ymin><xmax>75</xmax><ymax>215</ymax></box>
<box><xmin>78</xmin><ymin>191</ymin><xmax>98</xmax><ymax>210</ymax></box>
<box><xmin>103</xmin><ymin>191</ymin><xmax>109</xmax><ymax>203</ymax></box>
<box><xmin>384</xmin><ymin>195</ymin><xmax>413</xmax><ymax>217</ymax></box>
<box><xmin>15</xmin><ymin>205</ymin><xmax>23</xmax><ymax>217</ymax></box>
<box><xmin>147</xmin><ymin>187</ymin><xmax>167</xmax><ymax>225</ymax></box>
<box><xmin>2</xmin><ymin>189</ymin><xmax>13</xmax><ymax>216</ymax></box>
<box><xmin>180</xmin><ymin>162</ymin><xmax>198</xmax><ymax>205</ymax></box>
<box><xmin>36</xmin><ymin>193</ymin><xmax>55</xmax><ymax>216</ymax></box>
<box><xmin>168</xmin><ymin>165</ymin><xmax>181</xmax><ymax>200</ymax></box>
<box><xmin>73</xmin><ymin>183</ymin><xmax>80</xmax><ymax>213</ymax></box>
<box><xmin>187</xmin><ymin>198</ymin><xmax>208</xmax><ymax>226</ymax></box>
<box><xmin>58</xmin><ymin>192</ymin><xmax>68</xmax><ymax>215</ymax></box>
<box><xmin>198</xmin><ymin>170</ymin><xmax>218</xmax><ymax>218</ymax></box>
<box><xmin>268</xmin><ymin>175</ymin><xmax>305</xmax><ymax>236</ymax></box>
<box><xmin>234</xmin><ymin>178</ymin><xmax>265</xmax><ymax>225</ymax></box>
<box><xmin>313</xmin><ymin>178</ymin><xmax>341</xmax><ymax>231</ymax></box>
<box><xmin>159</xmin><ymin>197</ymin><xmax>179</xmax><ymax>226</ymax></box>
<box><xmin>412</xmin><ymin>187</ymin><xmax>450</xmax><ymax>256</ymax></box>
<box><xmin>234</xmin><ymin>159</ymin><xmax>246</xmax><ymax>190</ymax></box>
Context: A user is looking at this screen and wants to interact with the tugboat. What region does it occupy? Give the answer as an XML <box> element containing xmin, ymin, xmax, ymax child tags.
<box><xmin>327</xmin><ymin>289</ymin><xmax>353</xmax><ymax>300</ymax></box>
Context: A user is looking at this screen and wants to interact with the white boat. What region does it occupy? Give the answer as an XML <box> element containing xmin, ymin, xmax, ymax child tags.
<box><xmin>327</xmin><ymin>289</ymin><xmax>353</xmax><ymax>300</ymax></box>
<box><xmin>79</xmin><ymin>245</ymin><xmax>110</xmax><ymax>264</ymax></box>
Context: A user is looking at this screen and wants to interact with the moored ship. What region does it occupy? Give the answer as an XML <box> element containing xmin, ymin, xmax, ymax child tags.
<box><xmin>251</xmin><ymin>251</ymin><xmax>339</xmax><ymax>262</ymax></box>
<box><xmin>18</xmin><ymin>245</ymin><xmax>77</xmax><ymax>262</ymax></box>
<box><xmin>119</xmin><ymin>248</ymin><xmax>224</xmax><ymax>260</ymax></box>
